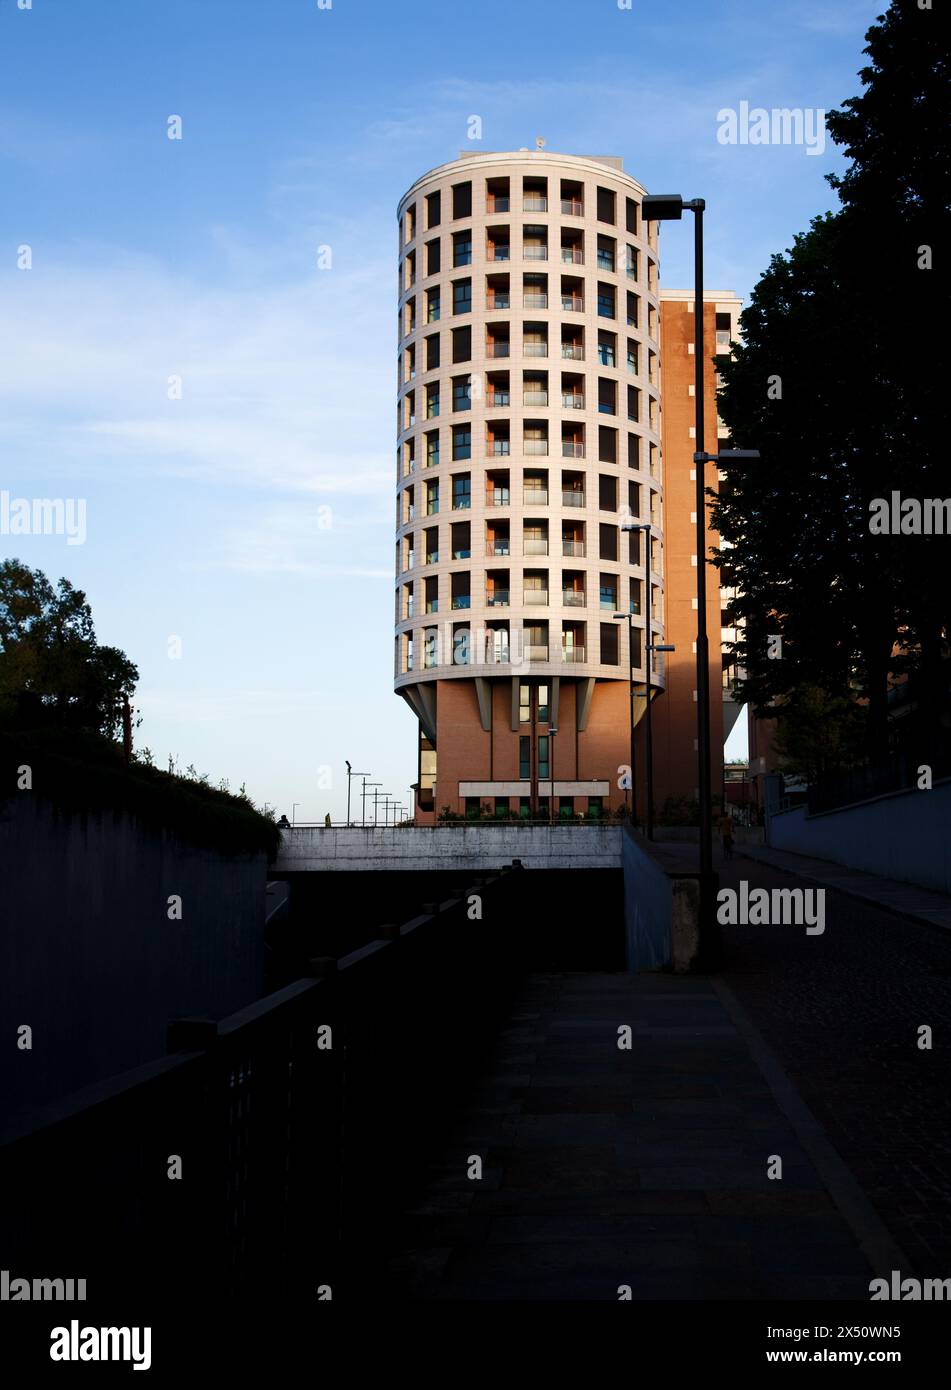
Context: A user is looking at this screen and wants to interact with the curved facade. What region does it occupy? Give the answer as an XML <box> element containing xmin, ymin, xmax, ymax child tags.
<box><xmin>395</xmin><ymin>151</ymin><xmax>666</xmax><ymax>820</ymax></box>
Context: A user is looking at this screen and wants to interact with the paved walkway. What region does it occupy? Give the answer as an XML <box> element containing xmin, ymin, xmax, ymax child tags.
<box><xmin>740</xmin><ymin>844</ymin><xmax>951</xmax><ymax>933</ymax></box>
<box><xmin>384</xmin><ymin>972</ymin><xmax>904</xmax><ymax>1300</ymax></box>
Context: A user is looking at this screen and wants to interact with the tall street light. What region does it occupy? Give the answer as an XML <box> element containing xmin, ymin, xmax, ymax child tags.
<box><xmin>346</xmin><ymin>761</ymin><xmax>369</xmax><ymax>828</ymax></box>
<box><xmin>642</xmin><ymin>193</ymin><xmax>715</xmax><ymax>887</ymax></box>
<box><xmin>364</xmin><ymin>781</ymin><xmax>381</xmax><ymax>826</ymax></box>
<box><xmin>618</xmin><ymin>519</ymin><xmax>654</xmax><ymax>827</ymax></box>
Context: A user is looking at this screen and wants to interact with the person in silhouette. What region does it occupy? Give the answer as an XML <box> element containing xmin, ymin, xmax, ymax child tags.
<box><xmin>277</xmin><ymin>813</ymin><xmax>291</xmax><ymax>828</ymax></box>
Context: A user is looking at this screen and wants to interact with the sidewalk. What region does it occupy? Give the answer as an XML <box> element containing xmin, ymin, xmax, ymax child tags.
<box><xmin>739</xmin><ymin>844</ymin><xmax>951</xmax><ymax>933</ymax></box>
<box><xmin>384</xmin><ymin>972</ymin><xmax>907</xmax><ymax>1300</ymax></box>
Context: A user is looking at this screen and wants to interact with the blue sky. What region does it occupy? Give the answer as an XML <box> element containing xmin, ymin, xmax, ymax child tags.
<box><xmin>1</xmin><ymin>0</ymin><xmax>884</xmax><ymax>819</ymax></box>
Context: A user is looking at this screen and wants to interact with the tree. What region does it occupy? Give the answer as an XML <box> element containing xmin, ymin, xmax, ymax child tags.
<box><xmin>713</xmin><ymin>1</ymin><xmax>950</xmax><ymax>765</ymax></box>
<box><xmin>0</xmin><ymin>560</ymin><xmax>138</xmax><ymax>738</ymax></box>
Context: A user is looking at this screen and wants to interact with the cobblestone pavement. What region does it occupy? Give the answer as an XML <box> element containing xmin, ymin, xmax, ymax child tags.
<box><xmin>720</xmin><ymin>852</ymin><xmax>951</xmax><ymax>1274</ymax></box>
<box><xmin>383</xmin><ymin>971</ymin><xmax>876</xmax><ymax>1301</ymax></box>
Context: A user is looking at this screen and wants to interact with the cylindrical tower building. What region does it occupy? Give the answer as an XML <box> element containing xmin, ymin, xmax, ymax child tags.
<box><xmin>395</xmin><ymin>150</ymin><xmax>665</xmax><ymax>821</ymax></box>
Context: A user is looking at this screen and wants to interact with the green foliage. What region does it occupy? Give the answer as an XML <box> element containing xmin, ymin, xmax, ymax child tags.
<box><xmin>770</xmin><ymin>685</ymin><xmax>867</xmax><ymax>785</ymax></box>
<box><xmin>3</xmin><ymin>728</ymin><xmax>279</xmax><ymax>858</ymax></box>
<box><xmin>0</xmin><ymin>559</ymin><xmax>138</xmax><ymax>738</ymax></box>
<box><xmin>711</xmin><ymin>2</ymin><xmax>950</xmax><ymax>762</ymax></box>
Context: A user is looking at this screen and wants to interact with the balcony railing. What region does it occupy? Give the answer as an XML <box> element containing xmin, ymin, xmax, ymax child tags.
<box><xmin>562</xmin><ymin>646</ymin><xmax>586</xmax><ymax>663</ymax></box>
<box><xmin>523</xmin><ymin>488</ymin><xmax>549</xmax><ymax>504</ymax></box>
<box><xmin>487</xmin><ymin>592</ymin><xmax>510</xmax><ymax>607</ymax></box>
<box><xmin>485</xmin><ymin>540</ymin><xmax>509</xmax><ymax>556</ymax></box>
<box><xmin>716</xmin><ymin>329</ymin><xmax>731</xmax><ymax>347</ymax></box>
<box><xmin>562</xmin><ymin>490</ymin><xmax>585</xmax><ymax>507</ymax></box>
<box><xmin>523</xmin><ymin>342</ymin><xmax>548</xmax><ymax>357</ymax></box>
<box><xmin>487</xmin><ymin>197</ymin><xmax>509</xmax><ymax>213</ymax></box>
<box><xmin>562</xmin><ymin>539</ymin><xmax>585</xmax><ymax>557</ymax></box>
<box><xmin>486</xmin><ymin>342</ymin><xmax>510</xmax><ymax>358</ymax></box>
<box><xmin>526</xmin><ymin>644</ymin><xmax>549</xmax><ymax>660</ymax></box>
<box><xmin>487</xmin><ymin>491</ymin><xmax>510</xmax><ymax>507</ymax></box>
<box><xmin>487</xmin><ymin>294</ymin><xmax>510</xmax><ymax>310</ymax></box>
<box><xmin>562</xmin><ymin>442</ymin><xmax>585</xmax><ymax>458</ymax></box>
<box><xmin>489</xmin><ymin>441</ymin><xmax>511</xmax><ymax>455</ymax></box>
<box><xmin>562</xmin><ymin>590</ymin><xmax>585</xmax><ymax>607</ymax></box>
<box><xmin>451</xmin><ymin>596</ymin><xmax>471</xmax><ymax>610</ymax></box>
<box><xmin>561</xmin><ymin>344</ymin><xmax>583</xmax><ymax>360</ymax></box>
<box><xmin>561</xmin><ymin>248</ymin><xmax>584</xmax><ymax>264</ymax></box>
<box><xmin>523</xmin><ymin>390</ymin><xmax>549</xmax><ymax>406</ymax></box>
<box><xmin>523</xmin><ymin>538</ymin><xmax>549</xmax><ymax>555</ymax></box>
<box><xmin>523</xmin><ymin>245</ymin><xmax>547</xmax><ymax>260</ymax></box>
<box><xmin>523</xmin><ymin>590</ymin><xmax>549</xmax><ymax>605</ymax></box>
<box><xmin>523</xmin><ymin>293</ymin><xmax>548</xmax><ymax>309</ymax></box>
<box><xmin>524</xmin><ymin>439</ymin><xmax>549</xmax><ymax>455</ymax></box>
<box><xmin>562</xmin><ymin>393</ymin><xmax>584</xmax><ymax>409</ymax></box>
<box><xmin>561</xmin><ymin>199</ymin><xmax>583</xmax><ymax>216</ymax></box>
<box><xmin>561</xmin><ymin>294</ymin><xmax>583</xmax><ymax>312</ymax></box>
<box><xmin>487</xmin><ymin>246</ymin><xmax>510</xmax><ymax>261</ymax></box>
<box><xmin>524</xmin><ymin>197</ymin><xmax>548</xmax><ymax>211</ymax></box>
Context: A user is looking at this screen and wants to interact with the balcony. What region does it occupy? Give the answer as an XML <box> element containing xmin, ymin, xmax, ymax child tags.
<box><xmin>487</xmin><ymin>591</ymin><xmax>510</xmax><ymax>607</ymax></box>
<box><xmin>523</xmin><ymin>390</ymin><xmax>549</xmax><ymax>406</ymax></box>
<box><xmin>526</xmin><ymin>644</ymin><xmax>549</xmax><ymax>661</ymax></box>
<box><xmin>523</xmin><ymin>245</ymin><xmax>547</xmax><ymax>261</ymax></box>
<box><xmin>716</xmin><ymin>329</ymin><xmax>731</xmax><ymax>348</ymax></box>
<box><xmin>523</xmin><ymin>538</ymin><xmax>549</xmax><ymax>556</ymax></box>
<box><xmin>561</xmin><ymin>199</ymin><xmax>583</xmax><ymax>216</ymax></box>
<box><xmin>524</xmin><ymin>439</ymin><xmax>549</xmax><ymax>455</ymax></box>
<box><xmin>487</xmin><ymin>391</ymin><xmax>510</xmax><ymax>407</ymax></box>
<box><xmin>562</xmin><ymin>646</ymin><xmax>586</xmax><ymax>663</ymax></box>
<box><xmin>524</xmin><ymin>342</ymin><xmax>548</xmax><ymax>357</ymax></box>
<box><xmin>524</xmin><ymin>197</ymin><xmax>548</xmax><ymax>212</ymax></box>
<box><xmin>486</xmin><ymin>342</ymin><xmax>510</xmax><ymax>358</ymax></box>
<box><xmin>485</xmin><ymin>540</ymin><xmax>509</xmax><ymax>557</ymax></box>
<box><xmin>523</xmin><ymin>589</ymin><xmax>549</xmax><ymax>606</ymax></box>
<box><xmin>562</xmin><ymin>442</ymin><xmax>585</xmax><ymax>459</ymax></box>
<box><xmin>523</xmin><ymin>488</ymin><xmax>549</xmax><ymax>504</ymax></box>
<box><xmin>487</xmin><ymin>491</ymin><xmax>510</xmax><ymax>507</ymax></box>
<box><xmin>562</xmin><ymin>539</ymin><xmax>585</xmax><ymax>557</ymax></box>
<box><xmin>562</xmin><ymin>590</ymin><xmax>585</xmax><ymax>607</ymax></box>
<box><xmin>561</xmin><ymin>248</ymin><xmax>584</xmax><ymax>265</ymax></box>
<box><xmin>562</xmin><ymin>490</ymin><xmax>585</xmax><ymax>507</ymax></box>
<box><xmin>523</xmin><ymin>293</ymin><xmax>548</xmax><ymax>309</ymax></box>
<box><xmin>487</xmin><ymin>244</ymin><xmax>511</xmax><ymax>262</ymax></box>
<box><xmin>562</xmin><ymin>393</ymin><xmax>584</xmax><ymax>409</ymax></box>
<box><xmin>489</xmin><ymin>441</ymin><xmax>511</xmax><ymax>456</ymax></box>
<box><xmin>487</xmin><ymin>197</ymin><xmax>509</xmax><ymax>214</ymax></box>
<box><xmin>561</xmin><ymin>294</ymin><xmax>583</xmax><ymax>312</ymax></box>
<box><xmin>487</xmin><ymin>293</ymin><xmax>510</xmax><ymax>310</ymax></box>
<box><xmin>561</xmin><ymin>344</ymin><xmax>583</xmax><ymax>360</ymax></box>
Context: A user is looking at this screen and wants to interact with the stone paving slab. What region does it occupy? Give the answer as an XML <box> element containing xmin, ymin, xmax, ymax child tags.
<box><xmin>383</xmin><ymin>971</ymin><xmax>900</xmax><ymax>1300</ymax></box>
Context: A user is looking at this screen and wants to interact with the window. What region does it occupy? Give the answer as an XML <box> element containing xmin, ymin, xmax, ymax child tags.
<box><xmin>452</xmin><ymin>376</ymin><xmax>470</xmax><ymax>411</ymax></box>
<box><xmin>425</xmin><ymin>383</ymin><xmax>439</xmax><ymax>419</ymax></box>
<box><xmin>424</xmin><ymin>576</ymin><xmax>438</xmax><ymax>614</ymax></box>
<box><xmin>453</xmin><ymin>278</ymin><xmax>472</xmax><ymax>314</ymax></box>
<box><xmin>597</xmin><ymin>333</ymin><xmax>616</xmax><ymax>367</ymax></box>
<box><xmin>426</xmin><ymin>190</ymin><xmax>441</xmax><ymax>229</ymax></box>
<box><xmin>600</xmin><ymin>624</ymin><xmax>619</xmax><ymax>664</ymax></box>
<box><xmin>426</xmin><ymin>239</ymin><xmax>441</xmax><ymax>275</ymax></box>
<box><xmin>451</xmin><ymin>520</ymin><xmax>470</xmax><ymax>559</ymax></box>
<box><xmin>453</xmin><ymin>231</ymin><xmax>472</xmax><ymax>267</ymax></box>
<box><xmin>519</xmin><ymin>684</ymin><xmax>531</xmax><ymax>724</ymax></box>
<box><xmin>598</xmin><ymin>379</ymin><xmax>617</xmax><ymax>415</ymax></box>
<box><xmin>452</xmin><ymin>473</ymin><xmax>471</xmax><ymax>509</ymax></box>
<box><xmin>452</xmin><ymin>326</ymin><xmax>471</xmax><ymax>363</ymax></box>
<box><xmin>452</xmin><ymin>182</ymin><xmax>472</xmax><ymax>219</ymax></box>
<box><xmin>558</xmin><ymin>797</ymin><xmax>575</xmax><ymax>819</ymax></box>
<box><xmin>465</xmin><ymin>797</ymin><xmax>481</xmax><ymax>820</ymax></box>
<box><xmin>626</xmin><ymin>340</ymin><xmax>638</xmax><ymax>374</ymax></box>
<box><xmin>538</xmin><ymin>735</ymin><xmax>550</xmax><ymax>781</ymax></box>
<box><xmin>626</xmin><ymin>245</ymin><xmax>638</xmax><ymax>280</ymax></box>
<box><xmin>538</xmin><ymin>684</ymin><xmax>549</xmax><ymax>722</ymax></box>
<box><xmin>423</xmin><ymin>628</ymin><xmax>438</xmax><ymax>668</ymax></box>
<box><xmin>494</xmin><ymin>797</ymin><xmax>510</xmax><ymax>819</ymax></box>
<box><xmin>519</xmin><ymin>736</ymin><xmax>530</xmax><ymax>779</ymax></box>
<box><xmin>627</xmin><ymin>433</ymin><xmax>640</xmax><ymax>469</ymax></box>
<box><xmin>599</xmin><ymin>523</ymin><xmax>618</xmax><ymax>561</ymax></box>
<box><xmin>597</xmin><ymin>283</ymin><xmax>616</xmax><ymax>319</ymax></box>
<box><xmin>626</xmin><ymin>291</ymin><xmax>639</xmax><ymax>327</ymax></box>
<box><xmin>587</xmin><ymin>796</ymin><xmax>603</xmax><ymax>819</ymax></box>
<box><xmin>599</xmin><ymin>574</ymin><xmax>618</xmax><ymax>610</ymax></box>
<box><xmin>596</xmin><ymin>186</ymin><xmax>616</xmax><ymax>224</ymax></box>
<box><xmin>599</xmin><ymin>475</ymin><xmax>618</xmax><ymax>512</ymax></box>
<box><xmin>627</xmin><ymin>386</ymin><xmax>640</xmax><ymax>422</ymax></box>
<box><xmin>426</xmin><ymin>287</ymin><xmax>440</xmax><ymax>322</ymax></box>
<box><xmin>629</xmin><ymin>577</ymin><xmax>642</xmax><ymax>615</ymax></box>
<box><xmin>425</xmin><ymin>334</ymin><xmax>440</xmax><ymax>371</ymax></box>
<box><xmin>425</xmin><ymin>526</ymin><xmax>438</xmax><ymax>565</ymax></box>
<box><xmin>452</xmin><ymin>426</ymin><xmax>471</xmax><ymax>460</ymax></box>
<box><xmin>596</xmin><ymin>235</ymin><xmax>616</xmax><ymax>272</ymax></box>
<box><xmin>598</xmin><ymin>426</ymin><xmax>617</xmax><ymax>464</ymax></box>
<box><xmin>628</xmin><ymin>479</ymin><xmax>641</xmax><ymax>516</ymax></box>
<box><xmin>425</xmin><ymin>480</ymin><xmax>439</xmax><ymax>515</ymax></box>
<box><xmin>625</xmin><ymin>196</ymin><xmax>637</xmax><ymax>235</ymax></box>
<box><xmin>426</xmin><ymin>430</ymin><xmax>439</xmax><ymax>467</ymax></box>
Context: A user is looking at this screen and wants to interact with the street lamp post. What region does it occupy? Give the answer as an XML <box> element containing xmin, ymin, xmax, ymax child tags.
<box><xmin>642</xmin><ymin>193</ymin><xmax>715</xmax><ymax>884</ymax></box>
<box><xmin>364</xmin><ymin>781</ymin><xmax>381</xmax><ymax>827</ymax></box>
<box><xmin>292</xmin><ymin>802</ymin><xmax>300</xmax><ymax>827</ymax></box>
<box><xmin>346</xmin><ymin>762</ymin><xmax>369</xmax><ymax>828</ymax></box>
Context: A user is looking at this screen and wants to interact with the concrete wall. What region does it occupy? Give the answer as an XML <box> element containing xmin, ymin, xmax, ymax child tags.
<box><xmin>0</xmin><ymin>796</ymin><xmax>268</xmax><ymax>1119</ymax></box>
<box><xmin>274</xmin><ymin>824</ymin><xmax>622</xmax><ymax>873</ymax></box>
<box><xmin>767</xmin><ymin>780</ymin><xmax>951</xmax><ymax>895</ymax></box>
<box><xmin>621</xmin><ymin>831</ymin><xmax>672</xmax><ymax>971</ymax></box>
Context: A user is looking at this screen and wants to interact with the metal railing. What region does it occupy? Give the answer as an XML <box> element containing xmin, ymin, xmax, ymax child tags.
<box><xmin>562</xmin><ymin>590</ymin><xmax>585</xmax><ymax>606</ymax></box>
<box><xmin>562</xmin><ymin>490</ymin><xmax>585</xmax><ymax>506</ymax></box>
<box><xmin>562</xmin><ymin>646</ymin><xmax>586</xmax><ymax>662</ymax></box>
